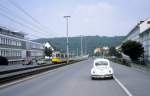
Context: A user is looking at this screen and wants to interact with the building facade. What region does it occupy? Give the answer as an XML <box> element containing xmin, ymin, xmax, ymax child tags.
<box><xmin>0</xmin><ymin>26</ymin><xmax>44</xmax><ymax>64</ymax></box>
<box><xmin>123</xmin><ymin>18</ymin><xmax>150</xmax><ymax>63</ymax></box>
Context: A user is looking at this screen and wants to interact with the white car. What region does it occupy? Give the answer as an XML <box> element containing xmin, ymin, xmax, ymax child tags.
<box><xmin>91</xmin><ymin>58</ymin><xmax>113</xmax><ymax>79</ymax></box>
<box><xmin>37</xmin><ymin>59</ymin><xmax>46</xmax><ymax>65</ymax></box>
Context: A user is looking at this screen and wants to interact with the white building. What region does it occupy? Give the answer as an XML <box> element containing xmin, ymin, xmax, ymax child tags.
<box><xmin>44</xmin><ymin>42</ymin><xmax>54</xmax><ymax>51</ymax></box>
<box><xmin>123</xmin><ymin>18</ymin><xmax>150</xmax><ymax>63</ymax></box>
<box><xmin>0</xmin><ymin>26</ymin><xmax>44</xmax><ymax>64</ymax></box>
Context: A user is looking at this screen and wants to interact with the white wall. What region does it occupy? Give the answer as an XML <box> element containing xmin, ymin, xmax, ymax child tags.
<box><xmin>140</xmin><ymin>18</ymin><xmax>150</xmax><ymax>33</ymax></box>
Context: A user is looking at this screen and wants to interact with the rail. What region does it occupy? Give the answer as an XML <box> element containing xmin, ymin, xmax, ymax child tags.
<box><xmin>0</xmin><ymin>57</ymin><xmax>87</xmax><ymax>85</ymax></box>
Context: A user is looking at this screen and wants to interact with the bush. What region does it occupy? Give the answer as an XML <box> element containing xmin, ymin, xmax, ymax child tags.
<box><xmin>0</xmin><ymin>56</ymin><xmax>8</xmax><ymax>65</ymax></box>
<box><xmin>109</xmin><ymin>47</ymin><xmax>122</xmax><ymax>58</ymax></box>
<box><xmin>121</xmin><ymin>58</ymin><xmax>131</xmax><ymax>67</ymax></box>
<box><xmin>121</xmin><ymin>40</ymin><xmax>144</xmax><ymax>61</ymax></box>
<box><xmin>109</xmin><ymin>58</ymin><xmax>131</xmax><ymax>67</ymax></box>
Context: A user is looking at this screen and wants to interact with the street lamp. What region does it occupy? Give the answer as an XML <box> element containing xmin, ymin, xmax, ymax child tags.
<box><xmin>64</xmin><ymin>16</ymin><xmax>71</xmax><ymax>64</ymax></box>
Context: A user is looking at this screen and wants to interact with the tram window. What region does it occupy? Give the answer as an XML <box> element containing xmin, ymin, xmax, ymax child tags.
<box><xmin>56</xmin><ymin>54</ymin><xmax>60</xmax><ymax>57</ymax></box>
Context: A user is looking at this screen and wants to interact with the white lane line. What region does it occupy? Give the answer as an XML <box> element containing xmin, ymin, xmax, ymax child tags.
<box><xmin>114</xmin><ymin>75</ymin><xmax>133</xmax><ymax>96</ymax></box>
<box><xmin>0</xmin><ymin>65</ymin><xmax>68</xmax><ymax>89</ymax></box>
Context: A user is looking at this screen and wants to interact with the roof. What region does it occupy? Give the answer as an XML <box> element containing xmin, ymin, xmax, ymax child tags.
<box><xmin>125</xmin><ymin>24</ymin><xmax>139</xmax><ymax>39</ymax></box>
<box><xmin>0</xmin><ymin>26</ymin><xmax>26</xmax><ymax>36</ymax></box>
<box><xmin>123</xmin><ymin>17</ymin><xmax>150</xmax><ymax>42</ymax></box>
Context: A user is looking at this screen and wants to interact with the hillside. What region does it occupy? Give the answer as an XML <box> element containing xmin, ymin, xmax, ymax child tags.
<box><xmin>33</xmin><ymin>36</ymin><xmax>125</xmax><ymax>55</ymax></box>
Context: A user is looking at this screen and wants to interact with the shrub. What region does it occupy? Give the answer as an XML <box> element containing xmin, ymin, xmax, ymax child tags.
<box><xmin>121</xmin><ymin>40</ymin><xmax>144</xmax><ymax>61</ymax></box>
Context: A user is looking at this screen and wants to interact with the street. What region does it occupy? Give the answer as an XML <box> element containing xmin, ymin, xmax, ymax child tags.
<box><xmin>0</xmin><ymin>58</ymin><xmax>150</xmax><ymax>96</ymax></box>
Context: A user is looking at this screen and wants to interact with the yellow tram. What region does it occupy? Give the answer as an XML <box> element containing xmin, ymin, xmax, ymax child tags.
<box><xmin>51</xmin><ymin>51</ymin><xmax>67</xmax><ymax>64</ymax></box>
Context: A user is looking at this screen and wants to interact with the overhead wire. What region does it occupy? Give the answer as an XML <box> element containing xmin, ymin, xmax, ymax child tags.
<box><xmin>0</xmin><ymin>10</ymin><xmax>46</xmax><ymax>38</ymax></box>
<box><xmin>7</xmin><ymin>0</ymin><xmax>54</xmax><ymax>34</ymax></box>
<box><xmin>0</xmin><ymin>3</ymin><xmax>52</xmax><ymax>38</ymax></box>
<box><xmin>0</xmin><ymin>3</ymin><xmax>52</xmax><ymax>37</ymax></box>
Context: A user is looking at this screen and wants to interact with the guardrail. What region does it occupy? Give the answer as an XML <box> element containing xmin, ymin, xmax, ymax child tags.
<box><xmin>0</xmin><ymin>58</ymin><xmax>87</xmax><ymax>85</ymax></box>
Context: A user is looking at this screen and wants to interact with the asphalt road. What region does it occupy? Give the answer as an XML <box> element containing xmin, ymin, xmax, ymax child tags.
<box><xmin>0</xmin><ymin>58</ymin><xmax>150</xmax><ymax>96</ymax></box>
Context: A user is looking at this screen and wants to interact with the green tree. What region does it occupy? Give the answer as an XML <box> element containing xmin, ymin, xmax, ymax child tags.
<box><xmin>109</xmin><ymin>47</ymin><xmax>122</xmax><ymax>58</ymax></box>
<box><xmin>121</xmin><ymin>40</ymin><xmax>144</xmax><ymax>61</ymax></box>
<box><xmin>94</xmin><ymin>52</ymin><xmax>102</xmax><ymax>56</ymax></box>
<box><xmin>44</xmin><ymin>47</ymin><xmax>53</xmax><ymax>57</ymax></box>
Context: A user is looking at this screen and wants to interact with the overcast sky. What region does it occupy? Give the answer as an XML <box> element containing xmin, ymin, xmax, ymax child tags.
<box><xmin>0</xmin><ymin>0</ymin><xmax>150</xmax><ymax>39</ymax></box>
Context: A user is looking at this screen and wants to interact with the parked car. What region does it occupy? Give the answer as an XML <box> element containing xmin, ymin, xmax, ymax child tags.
<box><xmin>37</xmin><ymin>59</ymin><xmax>46</xmax><ymax>65</ymax></box>
<box><xmin>91</xmin><ymin>58</ymin><xmax>113</xmax><ymax>79</ymax></box>
<box><xmin>23</xmin><ymin>59</ymin><xmax>33</xmax><ymax>65</ymax></box>
<box><xmin>0</xmin><ymin>56</ymin><xmax>8</xmax><ymax>65</ymax></box>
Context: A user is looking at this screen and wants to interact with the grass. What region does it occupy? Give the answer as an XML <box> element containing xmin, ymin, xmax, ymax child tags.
<box><xmin>108</xmin><ymin>58</ymin><xmax>131</xmax><ymax>67</ymax></box>
<box><xmin>131</xmin><ymin>63</ymin><xmax>150</xmax><ymax>72</ymax></box>
<box><xmin>109</xmin><ymin>57</ymin><xmax>150</xmax><ymax>72</ymax></box>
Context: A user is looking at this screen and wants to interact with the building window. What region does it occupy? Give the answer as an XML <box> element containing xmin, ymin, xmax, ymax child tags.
<box><xmin>0</xmin><ymin>37</ymin><xmax>2</xmax><ymax>44</ymax></box>
<box><xmin>1</xmin><ymin>50</ymin><xmax>4</xmax><ymax>56</ymax></box>
<box><xmin>1</xmin><ymin>38</ymin><xmax>4</xmax><ymax>44</ymax></box>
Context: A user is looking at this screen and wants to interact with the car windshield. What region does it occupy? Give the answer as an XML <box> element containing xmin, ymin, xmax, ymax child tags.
<box><xmin>95</xmin><ymin>61</ymin><xmax>108</xmax><ymax>66</ymax></box>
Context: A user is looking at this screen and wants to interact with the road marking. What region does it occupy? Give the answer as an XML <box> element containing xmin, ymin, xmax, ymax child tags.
<box><xmin>114</xmin><ymin>75</ymin><xmax>133</xmax><ymax>96</ymax></box>
<box><xmin>0</xmin><ymin>65</ymin><xmax>69</xmax><ymax>89</ymax></box>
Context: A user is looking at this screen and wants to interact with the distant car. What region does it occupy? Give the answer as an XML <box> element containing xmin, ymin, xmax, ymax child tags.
<box><xmin>37</xmin><ymin>59</ymin><xmax>46</xmax><ymax>65</ymax></box>
<box><xmin>91</xmin><ymin>58</ymin><xmax>113</xmax><ymax>79</ymax></box>
<box><xmin>23</xmin><ymin>59</ymin><xmax>33</xmax><ymax>65</ymax></box>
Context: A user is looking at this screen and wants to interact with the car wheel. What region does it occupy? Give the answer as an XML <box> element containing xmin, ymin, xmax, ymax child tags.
<box><xmin>110</xmin><ymin>76</ymin><xmax>113</xmax><ymax>79</ymax></box>
<box><xmin>91</xmin><ymin>77</ymin><xmax>95</xmax><ymax>80</ymax></box>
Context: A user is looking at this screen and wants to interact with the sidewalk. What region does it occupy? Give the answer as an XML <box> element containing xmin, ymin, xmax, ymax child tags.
<box><xmin>0</xmin><ymin>60</ymin><xmax>52</xmax><ymax>72</ymax></box>
<box><xmin>131</xmin><ymin>63</ymin><xmax>150</xmax><ymax>72</ymax></box>
<box><xmin>0</xmin><ymin>63</ymin><xmax>39</xmax><ymax>72</ymax></box>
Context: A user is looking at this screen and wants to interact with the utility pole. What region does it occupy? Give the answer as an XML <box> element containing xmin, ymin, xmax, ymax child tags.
<box><xmin>77</xmin><ymin>48</ymin><xmax>78</xmax><ymax>56</ymax></box>
<box><xmin>84</xmin><ymin>36</ymin><xmax>87</xmax><ymax>55</ymax></box>
<box><xmin>80</xmin><ymin>35</ymin><xmax>83</xmax><ymax>56</ymax></box>
<box><xmin>64</xmin><ymin>16</ymin><xmax>71</xmax><ymax>64</ymax></box>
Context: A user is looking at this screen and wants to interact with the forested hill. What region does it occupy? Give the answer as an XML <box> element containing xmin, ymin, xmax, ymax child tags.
<box><xmin>33</xmin><ymin>36</ymin><xmax>125</xmax><ymax>55</ymax></box>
